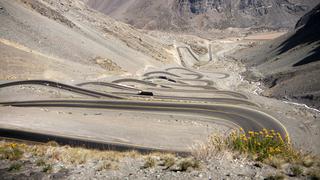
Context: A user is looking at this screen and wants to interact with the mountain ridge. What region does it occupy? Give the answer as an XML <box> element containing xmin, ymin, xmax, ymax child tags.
<box><xmin>87</xmin><ymin>0</ymin><xmax>319</xmax><ymax>31</ymax></box>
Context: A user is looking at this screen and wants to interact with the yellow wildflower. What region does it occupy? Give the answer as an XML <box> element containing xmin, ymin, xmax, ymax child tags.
<box><xmin>10</xmin><ymin>143</ymin><xmax>17</xmax><ymax>148</ymax></box>
<box><xmin>269</xmin><ymin>147</ymin><xmax>274</xmax><ymax>153</ymax></box>
<box><xmin>263</xmin><ymin>128</ymin><xmax>269</xmax><ymax>135</ymax></box>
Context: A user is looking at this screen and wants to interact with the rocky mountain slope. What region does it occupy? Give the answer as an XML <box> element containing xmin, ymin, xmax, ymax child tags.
<box><xmin>87</xmin><ymin>0</ymin><xmax>319</xmax><ymax>31</ymax></box>
<box><xmin>233</xmin><ymin>3</ymin><xmax>320</xmax><ymax>109</ymax></box>
<box><xmin>0</xmin><ymin>0</ymin><xmax>174</xmax><ymax>82</ymax></box>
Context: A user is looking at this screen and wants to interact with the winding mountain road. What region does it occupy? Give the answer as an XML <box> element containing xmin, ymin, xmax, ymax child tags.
<box><xmin>0</xmin><ymin>45</ymin><xmax>289</xmax><ymax>154</ymax></box>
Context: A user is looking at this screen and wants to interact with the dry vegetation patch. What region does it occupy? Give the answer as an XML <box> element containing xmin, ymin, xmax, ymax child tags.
<box><xmin>193</xmin><ymin>128</ymin><xmax>320</xmax><ymax>179</ymax></box>
<box><xmin>92</xmin><ymin>56</ymin><xmax>123</xmax><ymax>72</ymax></box>
<box><xmin>0</xmin><ymin>140</ymin><xmax>139</xmax><ymax>174</ymax></box>
<box><xmin>1</xmin><ymin>129</ymin><xmax>319</xmax><ymax>179</ymax></box>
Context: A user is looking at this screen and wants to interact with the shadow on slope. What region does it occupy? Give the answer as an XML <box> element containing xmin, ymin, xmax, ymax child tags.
<box><xmin>234</xmin><ymin>3</ymin><xmax>320</xmax><ymax>109</ymax></box>
<box><xmin>293</xmin><ymin>48</ymin><xmax>320</xmax><ymax>67</ymax></box>
<box><xmin>277</xmin><ymin>3</ymin><xmax>320</xmax><ymax>67</ymax></box>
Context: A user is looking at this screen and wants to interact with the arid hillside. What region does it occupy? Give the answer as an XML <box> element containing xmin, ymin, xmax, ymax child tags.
<box><xmin>0</xmin><ymin>0</ymin><xmax>174</xmax><ymax>82</ymax></box>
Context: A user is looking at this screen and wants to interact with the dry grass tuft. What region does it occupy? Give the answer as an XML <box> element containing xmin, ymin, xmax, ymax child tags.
<box><xmin>300</xmin><ymin>154</ymin><xmax>316</xmax><ymax>167</ymax></box>
<box><xmin>160</xmin><ymin>154</ymin><xmax>176</xmax><ymax>169</ymax></box>
<box><xmin>143</xmin><ymin>156</ymin><xmax>156</xmax><ymax>169</ymax></box>
<box><xmin>192</xmin><ymin>134</ymin><xmax>228</xmax><ymax>160</ymax></box>
<box><xmin>46</xmin><ymin>141</ymin><xmax>59</xmax><ymax>147</ymax></box>
<box><xmin>96</xmin><ymin>160</ymin><xmax>118</xmax><ymax>171</ymax></box>
<box><xmin>0</xmin><ymin>140</ymin><xmax>143</xmax><ymax>174</ymax></box>
<box><xmin>178</xmin><ymin>158</ymin><xmax>200</xmax><ymax>172</ymax></box>
<box><xmin>263</xmin><ymin>156</ymin><xmax>286</xmax><ymax>169</ymax></box>
<box><xmin>30</xmin><ymin>145</ymin><xmax>138</xmax><ymax>165</ymax></box>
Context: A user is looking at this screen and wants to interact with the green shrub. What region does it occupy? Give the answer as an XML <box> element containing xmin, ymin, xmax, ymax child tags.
<box><xmin>226</xmin><ymin>129</ymin><xmax>301</xmax><ymax>161</ymax></box>
<box><xmin>195</xmin><ymin>129</ymin><xmax>314</xmax><ymax>168</ymax></box>
<box><xmin>42</xmin><ymin>164</ymin><xmax>53</xmax><ymax>173</ymax></box>
<box><xmin>8</xmin><ymin>162</ymin><xmax>22</xmax><ymax>172</ymax></box>
<box><xmin>0</xmin><ymin>143</ymin><xmax>24</xmax><ymax>160</ymax></box>
<box><xmin>178</xmin><ymin>158</ymin><xmax>200</xmax><ymax>171</ymax></box>
<box><xmin>290</xmin><ymin>165</ymin><xmax>303</xmax><ymax>176</ymax></box>
<box><xmin>36</xmin><ymin>159</ymin><xmax>46</xmax><ymax>166</ymax></box>
<box><xmin>264</xmin><ymin>174</ymin><xmax>285</xmax><ymax>180</ymax></box>
<box><xmin>227</xmin><ymin>129</ymin><xmax>297</xmax><ymax>161</ymax></box>
<box><xmin>161</xmin><ymin>155</ymin><xmax>175</xmax><ymax>169</ymax></box>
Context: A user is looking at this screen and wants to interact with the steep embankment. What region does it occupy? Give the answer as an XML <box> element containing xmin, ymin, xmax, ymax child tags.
<box><xmin>87</xmin><ymin>0</ymin><xmax>318</xmax><ymax>31</ymax></box>
<box><xmin>234</xmin><ymin>3</ymin><xmax>320</xmax><ymax>109</ymax></box>
<box><xmin>0</xmin><ymin>0</ymin><xmax>174</xmax><ymax>81</ymax></box>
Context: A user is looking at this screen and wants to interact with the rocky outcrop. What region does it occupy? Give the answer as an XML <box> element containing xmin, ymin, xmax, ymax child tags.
<box><xmin>87</xmin><ymin>0</ymin><xmax>319</xmax><ymax>31</ymax></box>
<box><xmin>175</xmin><ymin>0</ymin><xmax>315</xmax><ymax>29</ymax></box>
<box><xmin>177</xmin><ymin>0</ymin><xmax>308</xmax><ymax>15</ymax></box>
